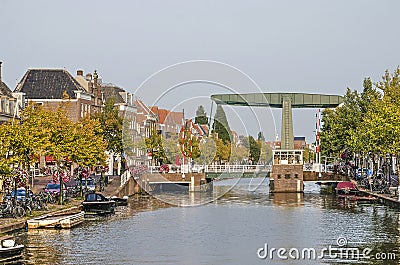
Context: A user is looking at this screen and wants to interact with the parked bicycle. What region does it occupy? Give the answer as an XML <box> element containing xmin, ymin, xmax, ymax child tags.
<box><xmin>0</xmin><ymin>198</ymin><xmax>26</xmax><ymax>218</ymax></box>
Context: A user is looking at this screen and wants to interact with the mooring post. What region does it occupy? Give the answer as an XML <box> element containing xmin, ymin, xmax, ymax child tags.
<box><xmin>190</xmin><ymin>176</ymin><xmax>195</xmax><ymax>192</ymax></box>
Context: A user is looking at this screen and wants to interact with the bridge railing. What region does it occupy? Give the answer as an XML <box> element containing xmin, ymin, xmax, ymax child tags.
<box><xmin>204</xmin><ymin>164</ymin><xmax>271</xmax><ymax>173</ymax></box>
<box><xmin>120</xmin><ymin>170</ymin><xmax>131</xmax><ymax>187</ymax></box>
<box><xmin>303</xmin><ymin>163</ymin><xmax>313</xmax><ymax>171</ymax></box>
<box><xmin>147</xmin><ymin>165</ymin><xmax>272</xmax><ymax>173</ymax></box>
<box><xmin>148</xmin><ymin>166</ymin><xmax>161</xmax><ymax>174</ymax></box>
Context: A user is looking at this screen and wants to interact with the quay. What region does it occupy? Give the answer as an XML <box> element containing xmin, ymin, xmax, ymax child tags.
<box><xmin>358</xmin><ymin>188</ymin><xmax>400</xmax><ymax>209</ymax></box>
<box><xmin>0</xmin><ymin>206</ymin><xmax>82</xmax><ymax>234</ymax></box>
<box><xmin>27</xmin><ymin>211</ymin><xmax>84</xmax><ymax>229</ymax></box>
<box><xmin>0</xmin><ymin>176</ymin><xmax>122</xmax><ymax>235</ymax></box>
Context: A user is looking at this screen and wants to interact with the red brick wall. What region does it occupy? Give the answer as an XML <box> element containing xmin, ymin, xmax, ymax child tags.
<box><xmin>270</xmin><ymin>164</ymin><xmax>304</xmax><ymax>192</ymax></box>
<box><xmin>42</xmin><ymin>99</ymin><xmax>101</xmax><ymax>122</ymax></box>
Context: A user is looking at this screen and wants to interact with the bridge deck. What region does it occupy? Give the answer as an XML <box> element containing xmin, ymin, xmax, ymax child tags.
<box><xmin>149</xmin><ymin>181</ymin><xmax>190</xmax><ymax>184</ymax></box>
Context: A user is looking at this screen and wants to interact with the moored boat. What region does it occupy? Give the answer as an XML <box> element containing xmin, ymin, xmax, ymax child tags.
<box><xmin>335</xmin><ymin>181</ymin><xmax>358</xmax><ymax>195</ymax></box>
<box><xmin>335</xmin><ymin>181</ymin><xmax>377</xmax><ymax>203</ymax></box>
<box><xmin>82</xmin><ymin>192</ymin><xmax>116</xmax><ymax>216</ymax></box>
<box><xmin>0</xmin><ymin>237</ymin><xmax>24</xmax><ymax>263</ymax></box>
<box><xmin>110</xmin><ymin>196</ymin><xmax>128</xmax><ymax>206</ymax></box>
<box><xmin>27</xmin><ymin>211</ymin><xmax>85</xmax><ymax>229</ymax></box>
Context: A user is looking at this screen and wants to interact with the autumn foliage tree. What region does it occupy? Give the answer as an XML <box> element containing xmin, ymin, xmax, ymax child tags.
<box><xmin>0</xmin><ymin>103</ymin><xmax>106</xmax><ymax>203</ymax></box>
<box><xmin>320</xmin><ymin>67</ymin><xmax>400</xmax><ymax>177</ymax></box>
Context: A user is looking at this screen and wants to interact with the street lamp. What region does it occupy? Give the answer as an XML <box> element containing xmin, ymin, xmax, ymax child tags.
<box><xmin>59</xmin><ymin>160</ymin><xmax>64</xmax><ymax>205</ymax></box>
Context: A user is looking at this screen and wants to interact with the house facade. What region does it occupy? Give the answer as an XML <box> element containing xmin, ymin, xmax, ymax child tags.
<box><xmin>100</xmin><ymin>82</ymin><xmax>138</xmax><ymax>173</ymax></box>
<box><xmin>151</xmin><ymin>106</ymin><xmax>184</xmax><ymax>138</ymax></box>
<box><xmin>134</xmin><ymin>99</ymin><xmax>158</xmax><ymax>166</ymax></box>
<box><xmin>0</xmin><ymin>62</ymin><xmax>20</xmax><ymax>123</ymax></box>
<box><xmin>14</xmin><ymin>68</ymin><xmax>103</xmax><ymax>122</ymax></box>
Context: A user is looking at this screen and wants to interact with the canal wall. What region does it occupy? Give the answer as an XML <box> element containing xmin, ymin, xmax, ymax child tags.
<box><xmin>142</xmin><ymin>173</ymin><xmax>206</xmax><ymax>186</ymax></box>
<box><xmin>0</xmin><ymin>206</ymin><xmax>82</xmax><ymax>234</ymax></box>
<box><xmin>359</xmin><ymin>189</ymin><xmax>400</xmax><ymax>209</ymax></box>
<box><xmin>303</xmin><ymin>171</ymin><xmax>348</xmax><ymax>181</ymax></box>
<box><xmin>113</xmin><ymin>176</ymin><xmax>140</xmax><ymax>197</ymax></box>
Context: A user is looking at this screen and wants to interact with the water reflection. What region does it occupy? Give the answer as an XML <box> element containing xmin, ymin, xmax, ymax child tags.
<box><xmin>19</xmin><ymin>229</ymin><xmax>72</xmax><ymax>264</ymax></box>
<box><xmin>10</xmin><ymin>178</ymin><xmax>400</xmax><ymax>265</ymax></box>
<box><xmin>271</xmin><ymin>192</ymin><xmax>304</xmax><ymax>207</ymax></box>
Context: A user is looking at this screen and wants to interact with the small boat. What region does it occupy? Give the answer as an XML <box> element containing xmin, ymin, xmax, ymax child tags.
<box><xmin>27</xmin><ymin>211</ymin><xmax>85</xmax><ymax>229</ymax></box>
<box><xmin>0</xmin><ymin>237</ymin><xmax>24</xmax><ymax>263</ymax></box>
<box><xmin>82</xmin><ymin>192</ymin><xmax>116</xmax><ymax>216</ymax></box>
<box><xmin>335</xmin><ymin>181</ymin><xmax>358</xmax><ymax>196</ymax></box>
<box><xmin>335</xmin><ymin>181</ymin><xmax>377</xmax><ymax>204</ymax></box>
<box><xmin>110</xmin><ymin>196</ymin><xmax>128</xmax><ymax>206</ymax></box>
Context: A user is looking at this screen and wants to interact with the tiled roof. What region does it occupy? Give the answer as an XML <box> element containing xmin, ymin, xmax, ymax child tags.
<box><xmin>151</xmin><ymin>106</ymin><xmax>183</xmax><ymax>125</ymax></box>
<box><xmin>0</xmin><ymin>81</ymin><xmax>12</xmax><ymax>97</ymax></box>
<box><xmin>135</xmin><ymin>99</ymin><xmax>155</xmax><ymax>116</ymax></box>
<box><xmin>135</xmin><ymin>99</ymin><xmax>156</xmax><ymax>124</ymax></box>
<box><xmin>151</xmin><ymin>106</ymin><xmax>159</xmax><ymax>118</ymax></box>
<box><xmin>101</xmin><ymin>84</ymin><xmax>125</xmax><ymax>104</ymax></box>
<box><xmin>166</xmin><ymin>111</ymin><xmax>184</xmax><ymax>126</ymax></box>
<box><xmin>14</xmin><ymin>69</ymin><xmax>84</xmax><ymax>99</ymax></box>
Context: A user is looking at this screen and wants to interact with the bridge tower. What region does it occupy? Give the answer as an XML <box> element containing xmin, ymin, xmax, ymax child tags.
<box><xmin>270</xmin><ymin>150</ymin><xmax>304</xmax><ymax>192</ymax></box>
<box><xmin>211</xmin><ymin>92</ymin><xmax>343</xmax><ymax>193</ymax></box>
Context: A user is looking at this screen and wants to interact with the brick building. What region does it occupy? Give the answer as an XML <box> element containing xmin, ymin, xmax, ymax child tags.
<box><xmin>151</xmin><ymin>106</ymin><xmax>184</xmax><ymax>138</ymax></box>
<box><xmin>0</xmin><ymin>62</ymin><xmax>19</xmax><ymax>123</ymax></box>
<box><xmin>100</xmin><ymin>82</ymin><xmax>137</xmax><ymax>171</ymax></box>
<box><xmin>267</xmin><ymin>136</ymin><xmax>306</xmax><ymax>150</ymax></box>
<box><xmin>14</xmin><ymin>68</ymin><xmax>102</xmax><ymax>122</ymax></box>
<box><xmin>134</xmin><ymin>99</ymin><xmax>158</xmax><ymax>166</ymax></box>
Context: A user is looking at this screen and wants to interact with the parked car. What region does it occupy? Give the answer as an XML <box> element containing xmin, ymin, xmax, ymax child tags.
<box><xmin>44</xmin><ymin>183</ymin><xmax>61</xmax><ymax>194</ymax></box>
<box><xmin>9</xmin><ymin>188</ymin><xmax>32</xmax><ymax>201</ymax></box>
<box><xmin>78</xmin><ymin>178</ymin><xmax>96</xmax><ymax>191</ymax></box>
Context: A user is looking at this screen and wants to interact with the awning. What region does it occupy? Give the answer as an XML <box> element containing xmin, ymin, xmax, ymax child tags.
<box><xmin>45</xmin><ymin>156</ymin><xmax>55</xmax><ymax>163</ymax></box>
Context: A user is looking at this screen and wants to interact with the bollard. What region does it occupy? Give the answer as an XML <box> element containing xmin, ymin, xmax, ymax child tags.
<box><xmin>190</xmin><ymin>176</ymin><xmax>195</xmax><ymax>192</ymax></box>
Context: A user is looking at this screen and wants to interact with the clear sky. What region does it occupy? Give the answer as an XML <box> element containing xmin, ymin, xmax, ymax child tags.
<box><xmin>2</xmin><ymin>0</ymin><xmax>400</xmax><ymax>143</ymax></box>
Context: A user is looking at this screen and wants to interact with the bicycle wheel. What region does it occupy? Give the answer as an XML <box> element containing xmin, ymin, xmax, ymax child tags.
<box><xmin>14</xmin><ymin>206</ymin><xmax>26</xmax><ymax>218</ymax></box>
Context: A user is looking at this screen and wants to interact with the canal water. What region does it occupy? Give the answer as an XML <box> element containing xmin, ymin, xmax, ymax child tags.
<box><xmin>15</xmin><ymin>178</ymin><xmax>400</xmax><ymax>264</ymax></box>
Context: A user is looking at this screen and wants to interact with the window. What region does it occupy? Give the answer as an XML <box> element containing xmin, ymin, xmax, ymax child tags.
<box><xmin>86</xmin><ymin>193</ymin><xmax>96</xmax><ymax>202</ymax></box>
<box><xmin>0</xmin><ymin>98</ymin><xmax>5</xmax><ymax>112</ymax></box>
<box><xmin>277</xmin><ymin>174</ymin><xmax>281</xmax><ymax>179</ymax></box>
<box><xmin>285</xmin><ymin>174</ymin><xmax>291</xmax><ymax>179</ymax></box>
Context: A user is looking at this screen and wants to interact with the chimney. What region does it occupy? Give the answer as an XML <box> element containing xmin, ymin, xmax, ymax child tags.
<box><xmin>93</xmin><ymin>70</ymin><xmax>98</xmax><ymax>88</ymax></box>
<box><xmin>0</xmin><ymin>61</ymin><xmax>2</xmax><ymax>82</ymax></box>
<box><xmin>88</xmin><ymin>80</ymin><xmax>93</xmax><ymax>93</ymax></box>
<box><xmin>77</xmin><ymin>70</ymin><xmax>83</xmax><ymax>76</ymax></box>
<box><xmin>85</xmin><ymin>73</ymin><xmax>92</xmax><ymax>81</ymax></box>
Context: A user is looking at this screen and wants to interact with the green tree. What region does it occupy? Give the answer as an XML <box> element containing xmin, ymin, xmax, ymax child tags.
<box><xmin>122</xmin><ymin>116</ymin><xmax>135</xmax><ymax>158</ymax></box>
<box><xmin>303</xmin><ymin>147</ymin><xmax>314</xmax><ymax>163</ymax></box>
<box><xmin>93</xmin><ymin>98</ymin><xmax>123</xmax><ymax>154</ymax></box>
<box><xmin>145</xmin><ymin>129</ymin><xmax>167</xmax><ymax>165</ymax></box>
<box><xmin>212</xmin><ymin>105</ymin><xmax>231</xmax><ymax>143</ymax></box>
<box><xmin>195</xmin><ymin>105</ymin><xmax>208</xmax><ymax>125</ymax></box>
<box><xmin>248</xmin><ymin>136</ymin><xmax>260</xmax><ymax>163</ymax></box>
<box><xmin>70</xmin><ymin>116</ymin><xmax>107</xmax><ymax>167</ymax></box>
<box><xmin>231</xmin><ymin>144</ymin><xmax>249</xmax><ymax>164</ymax></box>
<box><xmin>258</xmin><ymin>140</ymin><xmax>272</xmax><ymax>164</ymax></box>
<box><xmin>213</xmin><ymin>136</ymin><xmax>231</xmax><ymax>163</ymax></box>
<box><xmin>161</xmin><ymin>133</ymin><xmax>180</xmax><ymax>164</ymax></box>
<box><xmin>197</xmin><ymin>137</ymin><xmax>217</xmax><ymax>165</ymax></box>
<box><xmin>179</xmin><ymin>126</ymin><xmax>201</xmax><ymax>161</ymax></box>
<box><xmin>354</xmin><ymin>68</ymin><xmax>400</xmax><ymax>155</ymax></box>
